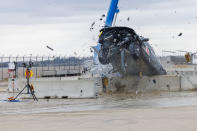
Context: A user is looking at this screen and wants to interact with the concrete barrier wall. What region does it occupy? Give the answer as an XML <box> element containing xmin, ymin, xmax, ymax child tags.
<box><xmin>8</xmin><ymin>72</ymin><xmax>197</xmax><ymax>99</ymax></box>
<box><xmin>12</xmin><ymin>77</ymin><xmax>96</xmax><ymax>99</ymax></box>
<box><xmin>180</xmin><ymin>76</ymin><xmax>197</xmax><ymax>91</ymax></box>
<box><xmin>108</xmin><ymin>74</ymin><xmax>197</xmax><ymax>93</ymax></box>
<box><xmin>108</xmin><ymin>75</ymin><xmax>181</xmax><ymax>93</ymax></box>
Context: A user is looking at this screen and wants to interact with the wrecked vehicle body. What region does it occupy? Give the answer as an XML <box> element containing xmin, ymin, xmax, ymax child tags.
<box><xmin>97</xmin><ymin>26</ymin><xmax>167</xmax><ymax>76</ymax></box>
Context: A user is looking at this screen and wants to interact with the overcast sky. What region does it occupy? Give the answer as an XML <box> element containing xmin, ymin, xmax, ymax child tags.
<box><xmin>0</xmin><ymin>0</ymin><xmax>197</xmax><ymax>56</ymax></box>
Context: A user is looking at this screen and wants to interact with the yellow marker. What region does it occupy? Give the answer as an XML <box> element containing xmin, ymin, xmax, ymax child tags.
<box><xmin>25</xmin><ymin>70</ymin><xmax>33</xmax><ymax>78</ymax></box>
<box><xmin>99</xmin><ymin>31</ymin><xmax>103</xmax><ymax>37</ymax></box>
<box><xmin>30</xmin><ymin>70</ymin><xmax>33</xmax><ymax>77</ymax></box>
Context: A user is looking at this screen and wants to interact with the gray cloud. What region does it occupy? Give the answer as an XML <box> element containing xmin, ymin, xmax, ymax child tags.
<box><xmin>0</xmin><ymin>0</ymin><xmax>196</xmax><ymax>56</ymax></box>
<box><xmin>0</xmin><ymin>0</ymin><xmax>195</xmax><ymax>24</ymax></box>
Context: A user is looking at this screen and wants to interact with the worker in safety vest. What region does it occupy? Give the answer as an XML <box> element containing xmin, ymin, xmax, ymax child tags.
<box><xmin>102</xmin><ymin>76</ymin><xmax>108</xmax><ymax>92</ymax></box>
<box><xmin>185</xmin><ymin>52</ymin><xmax>191</xmax><ymax>63</ymax></box>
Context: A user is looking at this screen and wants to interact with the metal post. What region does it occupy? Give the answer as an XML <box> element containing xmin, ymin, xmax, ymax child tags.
<box><xmin>53</xmin><ymin>56</ymin><xmax>55</xmax><ymax>71</ymax></box>
<box><xmin>23</xmin><ymin>56</ymin><xmax>24</xmax><ymax>77</ymax></box>
<box><xmin>69</xmin><ymin>57</ymin><xmax>70</xmax><ymax>70</ymax></box>
<box><xmin>83</xmin><ymin>57</ymin><xmax>85</xmax><ymax>69</ymax></box>
<box><xmin>1</xmin><ymin>57</ymin><xmax>3</xmax><ymax>80</ymax></box>
<box><xmin>74</xmin><ymin>57</ymin><xmax>76</xmax><ymax>70</ymax></box>
<box><xmin>59</xmin><ymin>56</ymin><xmax>60</xmax><ymax>70</ymax></box>
<box><xmin>16</xmin><ymin>56</ymin><xmax>18</xmax><ymax>78</ymax></box>
<box><xmin>9</xmin><ymin>56</ymin><xmax>10</xmax><ymax>63</ymax></box>
<box><xmin>78</xmin><ymin>57</ymin><xmax>80</xmax><ymax>74</ymax></box>
<box><xmin>36</xmin><ymin>56</ymin><xmax>37</xmax><ymax>78</ymax></box>
<box><xmin>48</xmin><ymin>56</ymin><xmax>49</xmax><ymax>70</ymax></box>
<box><xmin>42</xmin><ymin>56</ymin><xmax>43</xmax><ymax>73</ymax></box>
<box><xmin>64</xmin><ymin>56</ymin><xmax>66</xmax><ymax>70</ymax></box>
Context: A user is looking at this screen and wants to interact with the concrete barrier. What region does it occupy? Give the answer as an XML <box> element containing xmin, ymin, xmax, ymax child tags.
<box><xmin>11</xmin><ymin>77</ymin><xmax>96</xmax><ymax>99</ymax></box>
<box><xmin>108</xmin><ymin>75</ymin><xmax>181</xmax><ymax>93</ymax></box>
<box><xmin>180</xmin><ymin>75</ymin><xmax>197</xmax><ymax>91</ymax></box>
<box><xmin>108</xmin><ymin>73</ymin><xmax>197</xmax><ymax>93</ymax></box>
<box><xmin>8</xmin><ymin>71</ymin><xmax>197</xmax><ymax>99</ymax></box>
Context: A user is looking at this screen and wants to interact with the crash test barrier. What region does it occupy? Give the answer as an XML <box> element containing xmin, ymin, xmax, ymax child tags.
<box><xmin>107</xmin><ymin>73</ymin><xmax>197</xmax><ymax>93</ymax></box>
<box><xmin>8</xmin><ymin>77</ymin><xmax>98</xmax><ymax>99</ymax></box>
<box><xmin>8</xmin><ymin>71</ymin><xmax>197</xmax><ymax>99</ymax></box>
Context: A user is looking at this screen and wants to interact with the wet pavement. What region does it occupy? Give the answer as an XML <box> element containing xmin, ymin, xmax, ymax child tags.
<box><xmin>1</xmin><ymin>91</ymin><xmax>197</xmax><ymax>115</ymax></box>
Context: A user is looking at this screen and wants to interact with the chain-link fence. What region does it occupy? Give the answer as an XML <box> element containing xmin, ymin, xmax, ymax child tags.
<box><xmin>0</xmin><ymin>56</ymin><xmax>93</xmax><ymax>80</ymax></box>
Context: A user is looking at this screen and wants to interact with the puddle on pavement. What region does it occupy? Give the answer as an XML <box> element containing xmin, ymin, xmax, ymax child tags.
<box><xmin>1</xmin><ymin>91</ymin><xmax>197</xmax><ymax>115</ymax></box>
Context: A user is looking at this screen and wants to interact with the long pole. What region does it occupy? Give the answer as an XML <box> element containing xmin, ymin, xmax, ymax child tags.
<box><xmin>36</xmin><ymin>56</ymin><xmax>37</xmax><ymax>78</ymax></box>
<box><xmin>23</xmin><ymin>56</ymin><xmax>25</xmax><ymax>77</ymax></box>
<box><xmin>48</xmin><ymin>56</ymin><xmax>49</xmax><ymax>70</ymax></box>
<box><xmin>105</xmin><ymin>0</ymin><xmax>119</xmax><ymax>27</ymax></box>
<box><xmin>42</xmin><ymin>56</ymin><xmax>43</xmax><ymax>73</ymax></box>
<box><xmin>1</xmin><ymin>57</ymin><xmax>3</xmax><ymax>80</ymax></box>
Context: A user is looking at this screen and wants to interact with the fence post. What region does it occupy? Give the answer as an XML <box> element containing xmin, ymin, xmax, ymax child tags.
<box><xmin>48</xmin><ymin>56</ymin><xmax>49</xmax><ymax>70</ymax></box>
<box><xmin>53</xmin><ymin>56</ymin><xmax>55</xmax><ymax>71</ymax></box>
<box><xmin>1</xmin><ymin>57</ymin><xmax>3</xmax><ymax>80</ymax></box>
<box><xmin>23</xmin><ymin>56</ymin><xmax>24</xmax><ymax>77</ymax></box>
<box><xmin>9</xmin><ymin>56</ymin><xmax>10</xmax><ymax>63</ymax></box>
<box><xmin>64</xmin><ymin>56</ymin><xmax>66</xmax><ymax>70</ymax></box>
<box><xmin>69</xmin><ymin>56</ymin><xmax>70</xmax><ymax>70</ymax></box>
<box><xmin>83</xmin><ymin>57</ymin><xmax>85</xmax><ymax>69</ymax></box>
<box><xmin>74</xmin><ymin>57</ymin><xmax>76</xmax><ymax>70</ymax></box>
<box><xmin>36</xmin><ymin>56</ymin><xmax>38</xmax><ymax>78</ymax></box>
<box><xmin>79</xmin><ymin>57</ymin><xmax>81</xmax><ymax>74</ymax></box>
<box><xmin>16</xmin><ymin>56</ymin><xmax>18</xmax><ymax>78</ymax></box>
<box><xmin>59</xmin><ymin>56</ymin><xmax>60</xmax><ymax>70</ymax></box>
<box><xmin>42</xmin><ymin>56</ymin><xmax>43</xmax><ymax>73</ymax></box>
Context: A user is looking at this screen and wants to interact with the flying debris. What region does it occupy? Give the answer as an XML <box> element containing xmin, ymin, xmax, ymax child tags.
<box><xmin>90</xmin><ymin>21</ymin><xmax>96</xmax><ymax>31</ymax></box>
<box><xmin>90</xmin><ymin>48</ymin><xmax>93</xmax><ymax>53</ymax></box>
<box><xmin>90</xmin><ymin>27</ymin><xmax>94</xmax><ymax>31</ymax></box>
<box><xmin>127</xmin><ymin>17</ymin><xmax>130</xmax><ymax>21</ymax></box>
<box><xmin>74</xmin><ymin>52</ymin><xmax>77</xmax><ymax>55</ymax></box>
<box><xmin>100</xmin><ymin>18</ymin><xmax>103</xmax><ymax>21</ymax></box>
<box><xmin>46</xmin><ymin>45</ymin><xmax>54</xmax><ymax>51</ymax></box>
<box><xmin>91</xmin><ymin>21</ymin><xmax>95</xmax><ymax>27</ymax></box>
<box><xmin>178</xmin><ymin>33</ymin><xmax>183</xmax><ymax>36</ymax></box>
<box><xmin>102</xmin><ymin>14</ymin><xmax>106</xmax><ymax>17</ymax></box>
<box><xmin>99</xmin><ymin>25</ymin><xmax>105</xmax><ymax>28</ymax></box>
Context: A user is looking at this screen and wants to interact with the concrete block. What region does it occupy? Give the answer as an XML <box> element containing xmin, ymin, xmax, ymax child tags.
<box><xmin>180</xmin><ymin>76</ymin><xmax>197</xmax><ymax>91</ymax></box>
<box><xmin>14</xmin><ymin>77</ymin><xmax>96</xmax><ymax>99</ymax></box>
<box><xmin>108</xmin><ymin>75</ymin><xmax>181</xmax><ymax>93</ymax></box>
